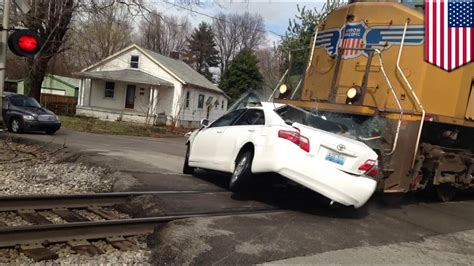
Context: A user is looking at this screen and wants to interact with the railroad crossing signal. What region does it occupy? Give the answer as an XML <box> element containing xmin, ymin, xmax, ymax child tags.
<box><xmin>7</xmin><ymin>29</ymin><xmax>42</xmax><ymax>58</ymax></box>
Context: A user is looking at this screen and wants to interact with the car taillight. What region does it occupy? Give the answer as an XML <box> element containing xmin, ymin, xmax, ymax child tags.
<box><xmin>358</xmin><ymin>159</ymin><xmax>378</xmax><ymax>177</ymax></box>
<box><xmin>278</xmin><ymin>130</ymin><xmax>310</xmax><ymax>152</ymax></box>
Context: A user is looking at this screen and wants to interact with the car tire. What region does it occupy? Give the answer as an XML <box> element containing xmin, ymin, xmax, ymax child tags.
<box><xmin>45</xmin><ymin>129</ymin><xmax>57</xmax><ymax>135</ymax></box>
<box><xmin>229</xmin><ymin>151</ymin><xmax>254</xmax><ymax>193</ymax></box>
<box><xmin>435</xmin><ymin>183</ymin><xmax>457</xmax><ymax>202</ymax></box>
<box><xmin>9</xmin><ymin>118</ymin><xmax>23</xmax><ymax>133</ymax></box>
<box><xmin>183</xmin><ymin>144</ymin><xmax>195</xmax><ymax>175</ymax></box>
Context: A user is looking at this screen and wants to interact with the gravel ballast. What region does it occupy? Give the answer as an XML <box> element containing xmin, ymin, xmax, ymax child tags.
<box><xmin>0</xmin><ymin>139</ymin><xmax>152</xmax><ymax>264</ymax></box>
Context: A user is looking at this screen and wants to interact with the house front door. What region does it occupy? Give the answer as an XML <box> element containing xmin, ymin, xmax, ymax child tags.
<box><xmin>125</xmin><ymin>85</ymin><xmax>136</xmax><ymax>109</ymax></box>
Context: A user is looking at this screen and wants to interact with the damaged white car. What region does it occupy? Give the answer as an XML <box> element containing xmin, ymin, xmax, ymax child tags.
<box><xmin>183</xmin><ymin>102</ymin><xmax>379</xmax><ymax>208</ymax></box>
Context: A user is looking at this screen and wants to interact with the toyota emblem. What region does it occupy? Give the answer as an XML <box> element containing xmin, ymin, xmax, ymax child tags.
<box><xmin>336</xmin><ymin>144</ymin><xmax>346</xmax><ymax>152</ymax></box>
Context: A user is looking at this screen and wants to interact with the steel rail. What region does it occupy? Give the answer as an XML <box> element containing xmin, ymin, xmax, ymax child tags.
<box><xmin>0</xmin><ymin>191</ymin><xmax>229</xmax><ymax>212</ymax></box>
<box><xmin>0</xmin><ymin>208</ymin><xmax>281</xmax><ymax>248</ymax></box>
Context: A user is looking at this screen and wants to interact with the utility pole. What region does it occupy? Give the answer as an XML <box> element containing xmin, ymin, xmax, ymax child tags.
<box><xmin>0</xmin><ymin>0</ymin><xmax>11</xmax><ymax>123</ymax></box>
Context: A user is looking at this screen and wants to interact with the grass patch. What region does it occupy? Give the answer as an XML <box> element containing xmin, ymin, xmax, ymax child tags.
<box><xmin>59</xmin><ymin>115</ymin><xmax>185</xmax><ymax>137</ymax></box>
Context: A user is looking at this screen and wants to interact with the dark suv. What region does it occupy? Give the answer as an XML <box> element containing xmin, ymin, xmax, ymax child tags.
<box><xmin>2</xmin><ymin>93</ymin><xmax>61</xmax><ymax>134</ymax></box>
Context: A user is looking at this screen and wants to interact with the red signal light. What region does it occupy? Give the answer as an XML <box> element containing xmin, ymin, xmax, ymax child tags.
<box><xmin>18</xmin><ymin>35</ymin><xmax>38</xmax><ymax>52</ymax></box>
<box><xmin>8</xmin><ymin>29</ymin><xmax>42</xmax><ymax>58</ymax></box>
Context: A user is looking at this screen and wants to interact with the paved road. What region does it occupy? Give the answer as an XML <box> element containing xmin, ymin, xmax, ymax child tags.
<box><xmin>8</xmin><ymin>129</ymin><xmax>474</xmax><ymax>264</ymax></box>
<box><xmin>11</xmin><ymin>129</ymin><xmax>187</xmax><ymax>173</ymax></box>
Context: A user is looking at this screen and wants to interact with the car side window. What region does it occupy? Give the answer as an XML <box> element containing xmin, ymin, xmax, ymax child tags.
<box><xmin>233</xmin><ymin>109</ymin><xmax>265</xmax><ymax>126</ymax></box>
<box><xmin>208</xmin><ymin>109</ymin><xmax>245</xmax><ymax>128</ymax></box>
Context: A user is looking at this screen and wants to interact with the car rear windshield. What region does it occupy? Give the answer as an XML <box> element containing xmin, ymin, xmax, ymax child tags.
<box><xmin>9</xmin><ymin>96</ymin><xmax>41</xmax><ymax>108</ymax></box>
<box><xmin>275</xmin><ymin>105</ymin><xmax>344</xmax><ymax>133</ymax></box>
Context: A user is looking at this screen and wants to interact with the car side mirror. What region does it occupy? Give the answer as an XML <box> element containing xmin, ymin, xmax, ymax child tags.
<box><xmin>200</xmin><ymin>119</ymin><xmax>210</xmax><ymax>127</ymax></box>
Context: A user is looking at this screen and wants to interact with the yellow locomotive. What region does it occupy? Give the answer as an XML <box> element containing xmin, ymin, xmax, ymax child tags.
<box><xmin>274</xmin><ymin>0</ymin><xmax>474</xmax><ymax>200</ymax></box>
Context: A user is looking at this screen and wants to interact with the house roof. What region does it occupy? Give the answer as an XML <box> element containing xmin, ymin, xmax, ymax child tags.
<box><xmin>76</xmin><ymin>69</ymin><xmax>174</xmax><ymax>87</ymax></box>
<box><xmin>140</xmin><ymin>47</ymin><xmax>226</xmax><ymax>96</ymax></box>
<box><xmin>80</xmin><ymin>44</ymin><xmax>229</xmax><ymax>99</ymax></box>
<box><xmin>7</xmin><ymin>74</ymin><xmax>80</xmax><ymax>89</ymax></box>
<box><xmin>48</xmin><ymin>74</ymin><xmax>80</xmax><ymax>88</ymax></box>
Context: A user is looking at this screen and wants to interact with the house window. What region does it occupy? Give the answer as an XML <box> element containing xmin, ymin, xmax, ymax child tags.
<box><xmin>198</xmin><ymin>94</ymin><xmax>204</xmax><ymax>109</ymax></box>
<box><xmin>221</xmin><ymin>100</ymin><xmax>224</xmax><ymax>110</ymax></box>
<box><xmin>185</xmin><ymin>91</ymin><xmax>190</xmax><ymax>108</ymax></box>
<box><xmin>105</xmin><ymin>82</ymin><xmax>115</xmax><ymax>98</ymax></box>
<box><xmin>130</xmin><ymin>55</ymin><xmax>139</xmax><ymax>68</ymax></box>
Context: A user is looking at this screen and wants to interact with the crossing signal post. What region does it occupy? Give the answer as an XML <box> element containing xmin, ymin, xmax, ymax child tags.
<box><xmin>0</xmin><ymin>0</ymin><xmax>11</xmax><ymax>124</ymax></box>
<box><xmin>0</xmin><ymin>0</ymin><xmax>32</xmax><ymax>125</ymax></box>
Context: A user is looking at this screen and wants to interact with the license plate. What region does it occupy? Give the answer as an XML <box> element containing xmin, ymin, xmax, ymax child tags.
<box><xmin>325</xmin><ymin>151</ymin><xmax>346</xmax><ymax>165</ymax></box>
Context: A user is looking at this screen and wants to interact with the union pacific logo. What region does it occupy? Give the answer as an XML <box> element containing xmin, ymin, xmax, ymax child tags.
<box><xmin>316</xmin><ymin>21</ymin><xmax>425</xmax><ymax>59</ymax></box>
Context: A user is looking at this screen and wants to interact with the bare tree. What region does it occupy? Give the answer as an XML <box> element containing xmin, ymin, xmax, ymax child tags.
<box><xmin>255</xmin><ymin>46</ymin><xmax>282</xmax><ymax>98</ymax></box>
<box><xmin>213</xmin><ymin>12</ymin><xmax>266</xmax><ymax>76</ymax></box>
<box><xmin>21</xmin><ymin>0</ymin><xmax>76</xmax><ymax>100</ymax></box>
<box><xmin>12</xmin><ymin>0</ymin><xmax>151</xmax><ymax>100</ymax></box>
<box><xmin>69</xmin><ymin>2</ymin><xmax>134</xmax><ymax>68</ymax></box>
<box><xmin>138</xmin><ymin>11</ymin><xmax>191</xmax><ymax>56</ymax></box>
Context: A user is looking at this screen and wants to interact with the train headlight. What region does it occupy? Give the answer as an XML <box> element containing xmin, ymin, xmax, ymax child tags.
<box><xmin>279</xmin><ymin>84</ymin><xmax>288</xmax><ymax>94</ymax></box>
<box><xmin>347</xmin><ymin>87</ymin><xmax>358</xmax><ymax>99</ymax></box>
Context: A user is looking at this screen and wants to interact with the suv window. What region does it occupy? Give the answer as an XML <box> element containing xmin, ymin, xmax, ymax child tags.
<box><xmin>233</xmin><ymin>109</ymin><xmax>265</xmax><ymax>126</ymax></box>
<box><xmin>209</xmin><ymin>109</ymin><xmax>245</xmax><ymax>128</ymax></box>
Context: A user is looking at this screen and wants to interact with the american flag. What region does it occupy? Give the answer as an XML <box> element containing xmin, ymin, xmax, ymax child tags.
<box><xmin>425</xmin><ymin>0</ymin><xmax>474</xmax><ymax>71</ymax></box>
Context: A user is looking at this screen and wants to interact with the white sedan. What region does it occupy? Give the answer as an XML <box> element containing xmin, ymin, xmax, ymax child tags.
<box><xmin>183</xmin><ymin>103</ymin><xmax>379</xmax><ymax>208</ymax></box>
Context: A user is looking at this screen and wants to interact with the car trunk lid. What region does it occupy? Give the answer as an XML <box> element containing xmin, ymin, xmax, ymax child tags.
<box><xmin>294</xmin><ymin>123</ymin><xmax>378</xmax><ymax>176</ymax></box>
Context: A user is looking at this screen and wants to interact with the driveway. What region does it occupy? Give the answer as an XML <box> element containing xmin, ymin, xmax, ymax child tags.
<box><xmin>7</xmin><ymin>128</ymin><xmax>474</xmax><ymax>264</ymax></box>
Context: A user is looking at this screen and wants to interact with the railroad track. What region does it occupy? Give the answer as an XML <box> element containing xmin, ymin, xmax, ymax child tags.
<box><xmin>0</xmin><ymin>191</ymin><xmax>279</xmax><ymax>261</ymax></box>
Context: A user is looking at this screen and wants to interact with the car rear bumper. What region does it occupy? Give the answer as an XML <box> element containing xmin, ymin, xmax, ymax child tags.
<box><xmin>253</xmin><ymin>143</ymin><xmax>377</xmax><ymax>208</ymax></box>
<box><xmin>23</xmin><ymin>121</ymin><xmax>61</xmax><ymax>132</ymax></box>
<box><xmin>276</xmin><ymin>166</ymin><xmax>376</xmax><ymax>208</ymax></box>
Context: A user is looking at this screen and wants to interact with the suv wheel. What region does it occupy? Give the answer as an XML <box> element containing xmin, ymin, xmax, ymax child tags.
<box><xmin>229</xmin><ymin>151</ymin><xmax>254</xmax><ymax>193</ymax></box>
<box><xmin>9</xmin><ymin>118</ymin><xmax>23</xmax><ymax>133</ymax></box>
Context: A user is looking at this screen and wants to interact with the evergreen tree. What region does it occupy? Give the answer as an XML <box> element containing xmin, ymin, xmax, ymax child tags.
<box><xmin>219</xmin><ymin>49</ymin><xmax>264</xmax><ymax>101</ymax></box>
<box><xmin>185</xmin><ymin>22</ymin><xmax>219</xmax><ymax>82</ymax></box>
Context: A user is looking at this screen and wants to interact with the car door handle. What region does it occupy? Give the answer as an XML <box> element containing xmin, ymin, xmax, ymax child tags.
<box><xmin>248</xmin><ymin>129</ymin><xmax>255</xmax><ymax>132</ymax></box>
<box><xmin>216</xmin><ymin>130</ymin><xmax>224</xmax><ymax>133</ymax></box>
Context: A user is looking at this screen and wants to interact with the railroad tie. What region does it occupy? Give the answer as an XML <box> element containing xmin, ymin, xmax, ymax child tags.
<box><xmin>20</xmin><ymin>243</ymin><xmax>58</xmax><ymax>262</ymax></box>
<box><xmin>87</xmin><ymin>207</ymin><xmax>122</xmax><ymax>220</ymax></box>
<box><xmin>68</xmin><ymin>239</ymin><xmax>103</xmax><ymax>256</ymax></box>
<box><xmin>106</xmin><ymin>236</ymin><xmax>137</xmax><ymax>251</ymax></box>
<box><xmin>52</xmin><ymin>208</ymin><xmax>90</xmax><ymax>223</ymax></box>
<box><xmin>17</xmin><ymin>210</ymin><xmax>51</xmax><ymax>225</ymax></box>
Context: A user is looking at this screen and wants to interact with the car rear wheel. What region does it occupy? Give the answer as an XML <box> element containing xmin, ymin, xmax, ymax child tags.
<box><xmin>182</xmin><ymin>144</ymin><xmax>195</xmax><ymax>175</ymax></box>
<box><xmin>229</xmin><ymin>151</ymin><xmax>254</xmax><ymax>193</ymax></box>
<box><xmin>9</xmin><ymin>118</ymin><xmax>23</xmax><ymax>133</ymax></box>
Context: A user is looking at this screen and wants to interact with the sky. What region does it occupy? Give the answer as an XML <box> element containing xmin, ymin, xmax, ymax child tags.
<box><xmin>152</xmin><ymin>0</ymin><xmax>327</xmax><ymax>46</ymax></box>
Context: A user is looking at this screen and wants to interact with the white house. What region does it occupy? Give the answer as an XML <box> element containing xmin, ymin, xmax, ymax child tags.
<box><xmin>75</xmin><ymin>44</ymin><xmax>229</xmax><ymax>128</ymax></box>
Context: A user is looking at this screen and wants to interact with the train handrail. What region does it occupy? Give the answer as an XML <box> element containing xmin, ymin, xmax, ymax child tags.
<box><xmin>305</xmin><ymin>27</ymin><xmax>319</xmax><ymax>75</ymax></box>
<box><xmin>290</xmin><ymin>27</ymin><xmax>320</xmax><ymax>100</ymax></box>
<box><xmin>396</xmin><ymin>20</ymin><xmax>426</xmax><ymax>168</ymax></box>
<box><xmin>374</xmin><ymin>49</ymin><xmax>404</xmax><ymax>156</ymax></box>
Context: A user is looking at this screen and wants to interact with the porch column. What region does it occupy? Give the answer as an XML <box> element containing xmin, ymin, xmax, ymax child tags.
<box><xmin>148</xmin><ymin>86</ymin><xmax>158</xmax><ymax>117</ymax></box>
<box><xmin>80</xmin><ymin>78</ymin><xmax>92</xmax><ymax>107</ymax></box>
<box><xmin>78</xmin><ymin>78</ymin><xmax>83</xmax><ymax>107</ymax></box>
